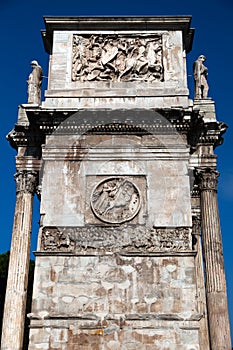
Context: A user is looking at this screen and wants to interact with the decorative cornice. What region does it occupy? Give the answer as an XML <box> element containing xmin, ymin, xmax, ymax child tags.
<box><xmin>7</xmin><ymin>122</ymin><xmax>44</xmax><ymax>155</ymax></box>
<box><xmin>6</xmin><ymin>127</ymin><xmax>28</xmax><ymax>150</ymax></box>
<box><xmin>8</xmin><ymin>107</ymin><xmax>227</xmax><ymax>153</ymax></box>
<box><xmin>28</xmin><ymin>108</ymin><xmax>192</xmax><ymax>136</ymax></box>
<box><xmin>200</xmin><ymin>122</ymin><xmax>228</xmax><ymax>149</ymax></box>
<box><xmin>14</xmin><ymin>171</ymin><xmax>38</xmax><ymax>194</ymax></box>
<box><xmin>42</xmin><ymin>16</ymin><xmax>194</xmax><ymax>54</ymax></box>
<box><xmin>188</xmin><ymin>116</ymin><xmax>228</xmax><ymax>153</ymax></box>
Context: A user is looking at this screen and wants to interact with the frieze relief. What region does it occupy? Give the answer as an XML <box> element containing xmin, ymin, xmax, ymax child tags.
<box><xmin>41</xmin><ymin>226</ymin><xmax>191</xmax><ymax>253</ymax></box>
<box><xmin>72</xmin><ymin>34</ymin><xmax>163</xmax><ymax>82</ymax></box>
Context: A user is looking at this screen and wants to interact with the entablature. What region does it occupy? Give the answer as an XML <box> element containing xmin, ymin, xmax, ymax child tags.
<box><xmin>7</xmin><ymin>105</ymin><xmax>227</xmax><ymax>161</ymax></box>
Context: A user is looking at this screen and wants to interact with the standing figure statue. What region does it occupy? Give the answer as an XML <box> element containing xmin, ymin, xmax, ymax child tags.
<box><xmin>193</xmin><ymin>55</ymin><xmax>209</xmax><ymax>99</ymax></box>
<box><xmin>27</xmin><ymin>60</ymin><xmax>43</xmax><ymax>104</ymax></box>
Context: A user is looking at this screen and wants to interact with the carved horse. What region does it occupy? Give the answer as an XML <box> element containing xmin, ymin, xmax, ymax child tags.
<box><xmin>103</xmin><ymin>180</ymin><xmax>130</xmax><ymax>215</ymax></box>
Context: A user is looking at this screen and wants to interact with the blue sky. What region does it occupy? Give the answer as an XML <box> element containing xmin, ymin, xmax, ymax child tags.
<box><xmin>0</xmin><ymin>0</ymin><xmax>232</xmax><ymax>342</ymax></box>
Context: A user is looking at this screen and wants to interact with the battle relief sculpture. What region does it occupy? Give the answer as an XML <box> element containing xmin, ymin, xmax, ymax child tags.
<box><xmin>72</xmin><ymin>34</ymin><xmax>164</xmax><ymax>82</ymax></box>
<box><xmin>91</xmin><ymin>177</ymin><xmax>141</xmax><ymax>224</ymax></box>
<box><xmin>41</xmin><ymin>226</ymin><xmax>191</xmax><ymax>253</ymax></box>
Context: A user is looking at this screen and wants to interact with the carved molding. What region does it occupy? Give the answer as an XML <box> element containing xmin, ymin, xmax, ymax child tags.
<box><xmin>41</xmin><ymin>226</ymin><xmax>191</xmax><ymax>253</ymax></box>
<box><xmin>14</xmin><ymin>171</ymin><xmax>38</xmax><ymax>194</ymax></box>
<box><xmin>72</xmin><ymin>34</ymin><xmax>163</xmax><ymax>82</ymax></box>
<box><xmin>196</xmin><ymin>168</ymin><xmax>219</xmax><ymax>192</ymax></box>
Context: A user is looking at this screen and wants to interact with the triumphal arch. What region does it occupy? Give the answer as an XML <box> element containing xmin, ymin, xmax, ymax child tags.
<box><xmin>1</xmin><ymin>16</ymin><xmax>231</xmax><ymax>349</ymax></box>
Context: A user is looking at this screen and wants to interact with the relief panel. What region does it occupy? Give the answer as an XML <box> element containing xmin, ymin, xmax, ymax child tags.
<box><xmin>91</xmin><ymin>177</ymin><xmax>141</xmax><ymax>224</ymax></box>
<box><xmin>72</xmin><ymin>34</ymin><xmax>164</xmax><ymax>82</ymax></box>
<box><xmin>40</xmin><ymin>226</ymin><xmax>192</xmax><ymax>253</ymax></box>
<box><xmin>85</xmin><ymin>175</ymin><xmax>147</xmax><ymax>225</ymax></box>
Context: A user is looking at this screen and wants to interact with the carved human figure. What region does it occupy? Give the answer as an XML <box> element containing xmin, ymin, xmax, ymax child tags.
<box><xmin>101</xmin><ymin>38</ymin><xmax>118</xmax><ymax>72</ymax></box>
<box><xmin>119</xmin><ymin>45</ymin><xmax>138</xmax><ymax>80</ymax></box>
<box><xmin>91</xmin><ymin>178</ymin><xmax>140</xmax><ymax>223</ymax></box>
<box><xmin>27</xmin><ymin>60</ymin><xmax>43</xmax><ymax>104</ymax></box>
<box><xmin>94</xmin><ymin>182</ymin><xmax>117</xmax><ymax>214</ymax></box>
<box><xmin>193</xmin><ymin>55</ymin><xmax>209</xmax><ymax>99</ymax></box>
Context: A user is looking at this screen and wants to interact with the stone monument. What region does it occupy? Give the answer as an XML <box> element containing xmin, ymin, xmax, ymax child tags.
<box><xmin>1</xmin><ymin>16</ymin><xmax>231</xmax><ymax>350</ymax></box>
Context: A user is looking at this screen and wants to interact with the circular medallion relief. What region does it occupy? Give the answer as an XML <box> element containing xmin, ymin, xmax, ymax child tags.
<box><xmin>91</xmin><ymin>177</ymin><xmax>141</xmax><ymax>224</ymax></box>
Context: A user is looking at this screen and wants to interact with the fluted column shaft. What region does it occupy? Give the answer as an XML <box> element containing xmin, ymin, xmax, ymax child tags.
<box><xmin>192</xmin><ymin>214</ymin><xmax>210</xmax><ymax>349</ymax></box>
<box><xmin>1</xmin><ymin>171</ymin><xmax>37</xmax><ymax>350</ymax></box>
<box><xmin>198</xmin><ymin>168</ymin><xmax>231</xmax><ymax>350</ymax></box>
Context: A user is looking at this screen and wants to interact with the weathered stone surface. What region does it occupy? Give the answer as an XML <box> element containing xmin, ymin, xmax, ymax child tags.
<box><xmin>193</xmin><ymin>55</ymin><xmax>209</xmax><ymax>100</ymax></box>
<box><xmin>198</xmin><ymin>168</ymin><xmax>231</xmax><ymax>349</ymax></box>
<box><xmin>29</xmin><ymin>322</ymin><xmax>200</xmax><ymax>350</ymax></box>
<box><xmin>41</xmin><ymin>17</ymin><xmax>191</xmax><ymax>109</ymax></box>
<box><xmin>28</xmin><ymin>254</ymin><xmax>200</xmax><ymax>349</ymax></box>
<box><xmin>1</xmin><ymin>172</ymin><xmax>37</xmax><ymax>350</ymax></box>
<box><xmin>72</xmin><ymin>34</ymin><xmax>164</xmax><ymax>82</ymax></box>
<box><xmin>3</xmin><ymin>15</ymin><xmax>231</xmax><ymax>350</ymax></box>
<box><xmin>27</xmin><ymin>60</ymin><xmax>43</xmax><ymax>104</ymax></box>
<box><xmin>40</xmin><ymin>133</ymin><xmax>191</xmax><ymax>228</ymax></box>
<box><xmin>40</xmin><ymin>226</ymin><xmax>192</xmax><ymax>253</ymax></box>
<box><xmin>31</xmin><ymin>255</ymin><xmax>197</xmax><ymax>315</ymax></box>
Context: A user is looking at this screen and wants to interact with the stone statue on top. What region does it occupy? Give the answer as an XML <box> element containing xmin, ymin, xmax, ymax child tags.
<box><xmin>193</xmin><ymin>55</ymin><xmax>209</xmax><ymax>99</ymax></box>
<box><xmin>27</xmin><ymin>60</ymin><xmax>43</xmax><ymax>104</ymax></box>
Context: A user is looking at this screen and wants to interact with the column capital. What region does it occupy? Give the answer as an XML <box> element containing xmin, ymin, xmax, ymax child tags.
<box><xmin>14</xmin><ymin>170</ymin><xmax>38</xmax><ymax>194</ymax></box>
<box><xmin>196</xmin><ymin>168</ymin><xmax>219</xmax><ymax>192</ymax></box>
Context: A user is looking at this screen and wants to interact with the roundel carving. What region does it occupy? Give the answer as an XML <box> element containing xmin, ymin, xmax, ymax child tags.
<box><xmin>91</xmin><ymin>177</ymin><xmax>141</xmax><ymax>224</ymax></box>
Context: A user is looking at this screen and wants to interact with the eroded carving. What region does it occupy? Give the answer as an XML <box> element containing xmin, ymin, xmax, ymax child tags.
<box><xmin>41</xmin><ymin>228</ymin><xmax>75</xmax><ymax>251</ymax></box>
<box><xmin>155</xmin><ymin>227</ymin><xmax>191</xmax><ymax>251</ymax></box>
<box><xmin>41</xmin><ymin>226</ymin><xmax>191</xmax><ymax>253</ymax></box>
<box><xmin>27</xmin><ymin>60</ymin><xmax>43</xmax><ymax>104</ymax></box>
<box><xmin>91</xmin><ymin>177</ymin><xmax>141</xmax><ymax>224</ymax></box>
<box><xmin>72</xmin><ymin>34</ymin><xmax>163</xmax><ymax>82</ymax></box>
<box><xmin>196</xmin><ymin>168</ymin><xmax>219</xmax><ymax>192</ymax></box>
<box><xmin>14</xmin><ymin>171</ymin><xmax>38</xmax><ymax>194</ymax></box>
<box><xmin>193</xmin><ymin>55</ymin><xmax>209</xmax><ymax>99</ymax></box>
<box><xmin>192</xmin><ymin>215</ymin><xmax>201</xmax><ymax>236</ymax></box>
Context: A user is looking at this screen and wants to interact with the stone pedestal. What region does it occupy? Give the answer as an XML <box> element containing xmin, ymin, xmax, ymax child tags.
<box><xmin>1</xmin><ymin>171</ymin><xmax>37</xmax><ymax>350</ymax></box>
<box><xmin>198</xmin><ymin>168</ymin><xmax>231</xmax><ymax>350</ymax></box>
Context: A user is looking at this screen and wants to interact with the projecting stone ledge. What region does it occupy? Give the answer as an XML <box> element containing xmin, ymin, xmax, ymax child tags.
<box><xmin>193</xmin><ymin>98</ymin><xmax>217</xmax><ymax>122</ymax></box>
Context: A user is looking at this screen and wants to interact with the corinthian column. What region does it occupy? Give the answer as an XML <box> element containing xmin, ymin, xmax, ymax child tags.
<box><xmin>198</xmin><ymin>168</ymin><xmax>231</xmax><ymax>350</ymax></box>
<box><xmin>1</xmin><ymin>171</ymin><xmax>37</xmax><ymax>350</ymax></box>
